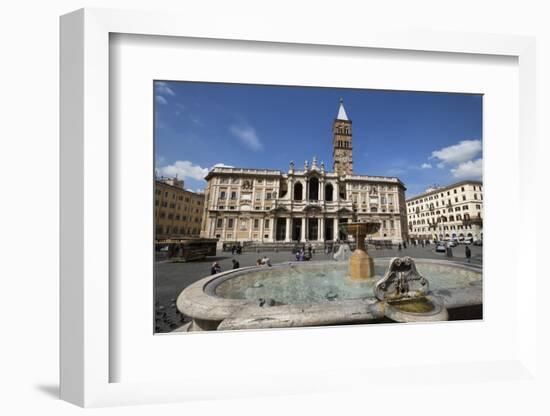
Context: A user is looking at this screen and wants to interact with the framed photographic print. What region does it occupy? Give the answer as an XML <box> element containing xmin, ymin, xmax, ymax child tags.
<box><xmin>60</xmin><ymin>7</ymin><xmax>539</xmax><ymax>409</ymax></box>
<box><xmin>153</xmin><ymin>81</ymin><xmax>484</xmax><ymax>333</ymax></box>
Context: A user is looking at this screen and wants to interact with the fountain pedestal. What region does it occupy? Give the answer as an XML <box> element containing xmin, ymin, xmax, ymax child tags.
<box><xmin>349</xmin><ymin>248</ymin><xmax>375</xmax><ymax>281</ymax></box>
<box><xmin>341</xmin><ymin>222</ymin><xmax>380</xmax><ymax>280</ymax></box>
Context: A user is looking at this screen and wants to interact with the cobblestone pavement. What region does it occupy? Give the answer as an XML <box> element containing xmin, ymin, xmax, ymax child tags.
<box><xmin>154</xmin><ymin>243</ymin><xmax>482</xmax><ymax>333</ymax></box>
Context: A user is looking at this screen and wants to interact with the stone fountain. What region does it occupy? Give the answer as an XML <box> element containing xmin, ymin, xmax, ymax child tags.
<box><xmin>176</xmin><ymin>236</ymin><xmax>482</xmax><ymax>331</ymax></box>
<box><xmin>339</xmin><ymin>222</ymin><xmax>380</xmax><ymax>280</ymax></box>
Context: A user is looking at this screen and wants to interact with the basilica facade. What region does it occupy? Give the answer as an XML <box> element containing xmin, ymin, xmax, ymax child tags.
<box><xmin>200</xmin><ymin>100</ymin><xmax>409</xmax><ymax>245</ymax></box>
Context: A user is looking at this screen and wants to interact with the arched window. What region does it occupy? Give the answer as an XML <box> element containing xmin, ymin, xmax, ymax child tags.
<box><xmin>293</xmin><ymin>182</ymin><xmax>303</xmax><ymax>201</ymax></box>
<box><xmin>325</xmin><ymin>183</ymin><xmax>334</xmax><ymax>201</ymax></box>
<box><xmin>339</xmin><ymin>185</ymin><xmax>346</xmax><ymax>200</ymax></box>
<box><xmin>308</xmin><ymin>177</ymin><xmax>319</xmax><ymax>201</ymax></box>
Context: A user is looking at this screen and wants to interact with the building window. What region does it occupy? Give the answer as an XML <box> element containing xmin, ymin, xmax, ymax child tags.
<box><xmin>325</xmin><ymin>184</ymin><xmax>334</xmax><ymax>201</ymax></box>
<box><xmin>219</xmin><ymin>191</ymin><xmax>226</xmax><ymax>200</ymax></box>
<box><xmin>216</xmin><ymin>218</ymin><xmax>223</xmax><ymax>228</ymax></box>
<box><xmin>294</xmin><ymin>182</ymin><xmax>303</xmax><ymax>201</ymax></box>
<box><xmin>265</xmin><ymin>219</ymin><xmax>270</xmax><ymax>228</ymax></box>
<box><xmin>254</xmin><ymin>219</ymin><xmax>259</xmax><ymax>229</ymax></box>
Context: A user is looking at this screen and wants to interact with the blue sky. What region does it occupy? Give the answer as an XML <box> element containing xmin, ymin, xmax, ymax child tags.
<box><xmin>154</xmin><ymin>81</ymin><xmax>482</xmax><ymax>197</ymax></box>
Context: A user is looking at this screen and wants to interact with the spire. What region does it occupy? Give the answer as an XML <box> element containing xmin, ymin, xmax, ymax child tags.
<box><xmin>336</xmin><ymin>98</ymin><xmax>348</xmax><ymax>121</ymax></box>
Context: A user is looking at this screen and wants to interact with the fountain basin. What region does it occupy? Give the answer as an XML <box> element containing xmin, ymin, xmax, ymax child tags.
<box><xmin>176</xmin><ymin>258</ymin><xmax>482</xmax><ymax>331</ymax></box>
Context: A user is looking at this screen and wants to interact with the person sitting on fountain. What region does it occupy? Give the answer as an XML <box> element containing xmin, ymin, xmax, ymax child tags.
<box><xmin>261</xmin><ymin>255</ymin><xmax>272</xmax><ymax>267</ymax></box>
<box><xmin>211</xmin><ymin>262</ymin><xmax>221</xmax><ymax>275</ymax></box>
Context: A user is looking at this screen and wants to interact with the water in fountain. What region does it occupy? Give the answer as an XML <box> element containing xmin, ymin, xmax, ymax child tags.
<box><xmin>212</xmin><ymin>260</ymin><xmax>481</xmax><ymax>305</ymax></box>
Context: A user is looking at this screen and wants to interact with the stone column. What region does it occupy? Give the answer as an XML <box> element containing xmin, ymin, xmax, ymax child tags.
<box><xmin>260</xmin><ymin>216</ymin><xmax>265</xmax><ymax>242</ymax></box>
<box><xmin>319</xmin><ymin>217</ymin><xmax>324</xmax><ymax>241</ymax></box>
<box><xmin>334</xmin><ymin>217</ymin><xmax>339</xmax><ymax>241</ymax></box>
<box><xmin>285</xmin><ymin>217</ymin><xmax>291</xmax><ymax>242</ymax></box>
<box><xmin>301</xmin><ymin>217</ymin><xmax>306</xmax><ymax>242</ymax></box>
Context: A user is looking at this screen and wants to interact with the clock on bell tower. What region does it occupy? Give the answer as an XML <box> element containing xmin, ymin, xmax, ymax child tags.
<box><xmin>332</xmin><ymin>98</ymin><xmax>353</xmax><ymax>176</ymax></box>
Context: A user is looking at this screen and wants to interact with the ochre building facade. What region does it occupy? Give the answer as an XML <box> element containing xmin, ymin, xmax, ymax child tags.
<box><xmin>155</xmin><ymin>177</ymin><xmax>205</xmax><ymax>239</ymax></box>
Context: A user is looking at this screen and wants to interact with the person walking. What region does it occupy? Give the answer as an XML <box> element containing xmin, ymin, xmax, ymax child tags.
<box><xmin>446</xmin><ymin>243</ymin><xmax>453</xmax><ymax>258</ymax></box>
<box><xmin>398</xmin><ymin>243</ymin><xmax>402</xmax><ymax>251</ymax></box>
<box><xmin>232</xmin><ymin>259</ymin><xmax>240</xmax><ymax>269</ymax></box>
<box><xmin>465</xmin><ymin>245</ymin><xmax>471</xmax><ymax>263</ymax></box>
<box><xmin>231</xmin><ymin>245</ymin><xmax>236</xmax><ymax>255</ymax></box>
<box><xmin>211</xmin><ymin>262</ymin><xmax>222</xmax><ymax>275</ymax></box>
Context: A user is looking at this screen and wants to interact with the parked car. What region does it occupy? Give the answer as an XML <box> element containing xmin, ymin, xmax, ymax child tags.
<box><xmin>448</xmin><ymin>240</ymin><xmax>458</xmax><ymax>247</ymax></box>
<box><xmin>473</xmin><ymin>239</ymin><xmax>483</xmax><ymax>246</ymax></box>
<box><xmin>435</xmin><ymin>243</ymin><xmax>446</xmax><ymax>253</ymax></box>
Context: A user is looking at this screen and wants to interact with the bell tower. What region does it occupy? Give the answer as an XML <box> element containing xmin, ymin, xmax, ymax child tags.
<box><xmin>332</xmin><ymin>98</ymin><xmax>353</xmax><ymax>176</ymax></box>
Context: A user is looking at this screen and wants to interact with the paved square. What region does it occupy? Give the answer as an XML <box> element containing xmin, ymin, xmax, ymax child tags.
<box><xmin>154</xmin><ymin>243</ymin><xmax>482</xmax><ymax>333</ymax></box>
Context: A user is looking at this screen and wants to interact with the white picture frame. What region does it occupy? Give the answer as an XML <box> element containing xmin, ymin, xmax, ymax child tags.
<box><xmin>60</xmin><ymin>7</ymin><xmax>540</xmax><ymax>408</ymax></box>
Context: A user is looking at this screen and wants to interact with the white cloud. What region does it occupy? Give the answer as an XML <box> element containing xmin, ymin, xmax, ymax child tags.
<box><xmin>451</xmin><ymin>158</ymin><xmax>483</xmax><ymax>179</ymax></box>
<box><xmin>212</xmin><ymin>163</ymin><xmax>234</xmax><ymax>169</ymax></box>
<box><xmin>436</xmin><ymin>162</ymin><xmax>445</xmax><ymax>169</ymax></box>
<box><xmin>386</xmin><ymin>168</ymin><xmax>406</xmax><ymax>175</ymax></box>
<box><xmin>421</xmin><ymin>163</ymin><xmax>432</xmax><ymax>169</ymax></box>
<box><xmin>155</xmin><ymin>82</ymin><xmax>175</xmax><ymax>96</ymax></box>
<box><xmin>157</xmin><ymin>160</ymin><xmax>209</xmax><ymax>181</ymax></box>
<box><xmin>229</xmin><ymin>124</ymin><xmax>263</xmax><ymax>151</ymax></box>
<box><xmin>155</xmin><ymin>95</ymin><xmax>167</xmax><ymax>105</ymax></box>
<box><xmin>430</xmin><ymin>139</ymin><xmax>482</xmax><ymax>166</ymax></box>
